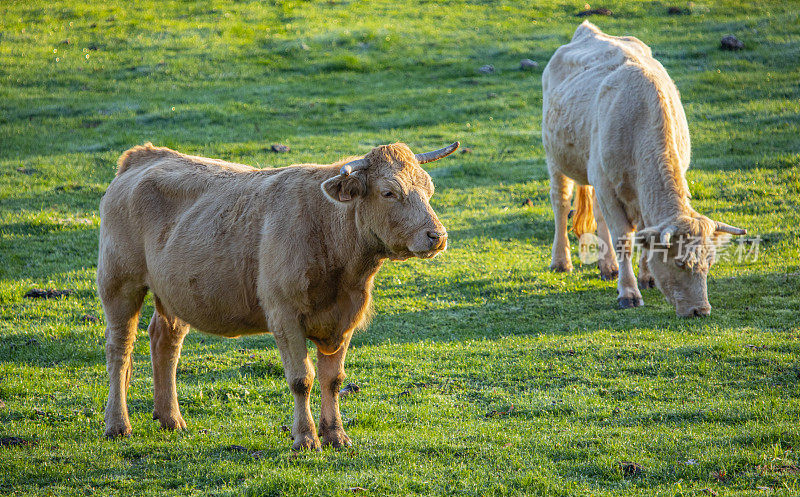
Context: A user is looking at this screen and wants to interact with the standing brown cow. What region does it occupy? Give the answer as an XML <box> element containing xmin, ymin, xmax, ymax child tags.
<box><xmin>98</xmin><ymin>141</ymin><xmax>456</xmax><ymax>449</ymax></box>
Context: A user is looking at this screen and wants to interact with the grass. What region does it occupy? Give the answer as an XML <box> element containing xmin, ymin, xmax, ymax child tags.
<box><xmin>1</xmin><ymin>0</ymin><xmax>799</xmax><ymax>495</ymax></box>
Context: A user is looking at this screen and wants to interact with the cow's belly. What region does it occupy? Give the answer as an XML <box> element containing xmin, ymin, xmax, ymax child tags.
<box><xmin>543</xmin><ymin>92</ymin><xmax>593</xmax><ymax>185</ymax></box>
<box><xmin>142</xmin><ymin>204</ymin><xmax>269</xmax><ymax>337</ymax></box>
<box><xmin>146</xmin><ymin>268</ymin><xmax>269</xmax><ymax>337</ymax></box>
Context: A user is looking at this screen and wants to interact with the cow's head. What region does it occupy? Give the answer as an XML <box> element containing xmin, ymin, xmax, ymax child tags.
<box><xmin>636</xmin><ymin>214</ymin><xmax>745</xmax><ymax>317</ymax></box>
<box><xmin>321</xmin><ymin>142</ymin><xmax>456</xmax><ymax>260</ymax></box>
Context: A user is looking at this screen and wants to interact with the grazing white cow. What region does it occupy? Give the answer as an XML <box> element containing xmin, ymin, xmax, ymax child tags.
<box><xmin>542</xmin><ymin>21</ymin><xmax>745</xmax><ymax>317</ymax></box>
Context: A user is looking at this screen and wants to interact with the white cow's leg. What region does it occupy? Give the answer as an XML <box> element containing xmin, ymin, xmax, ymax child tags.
<box><xmin>149</xmin><ymin>302</ymin><xmax>189</xmax><ymax>431</ymax></box>
<box><xmin>591</xmin><ymin>182</ymin><xmax>643</xmax><ymax>308</ymax></box>
<box><xmin>273</xmin><ymin>316</ymin><xmax>319</xmax><ymax>450</ymax></box>
<box><xmin>100</xmin><ymin>282</ymin><xmax>147</xmax><ymax>438</ymax></box>
<box><xmin>549</xmin><ymin>171</ymin><xmax>575</xmax><ymax>272</ymax></box>
<box><xmin>592</xmin><ymin>190</ymin><xmax>619</xmax><ymax>281</ymax></box>
<box><xmin>316</xmin><ymin>332</ymin><xmax>352</xmax><ymax>448</ymax></box>
<box><xmin>638</xmin><ymin>251</ymin><xmax>656</xmax><ymax>289</ymax></box>
<box><xmin>612</xmin><ymin>231</ymin><xmax>644</xmax><ymax>308</ymax></box>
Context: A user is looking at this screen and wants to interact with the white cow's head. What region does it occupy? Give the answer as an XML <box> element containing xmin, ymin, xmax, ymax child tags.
<box><xmin>637</xmin><ymin>214</ymin><xmax>745</xmax><ymax>317</ymax></box>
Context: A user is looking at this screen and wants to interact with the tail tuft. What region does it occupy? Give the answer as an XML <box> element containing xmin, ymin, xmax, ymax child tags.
<box><xmin>572</xmin><ymin>185</ymin><xmax>597</xmax><ymax>238</ymax></box>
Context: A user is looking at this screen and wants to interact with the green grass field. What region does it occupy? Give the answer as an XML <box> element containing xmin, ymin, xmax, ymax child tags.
<box><xmin>2</xmin><ymin>1</ymin><xmax>799</xmax><ymax>495</ymax></box>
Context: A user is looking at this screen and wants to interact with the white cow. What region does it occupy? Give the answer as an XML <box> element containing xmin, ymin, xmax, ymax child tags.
<box><xmin>542</xmin><ymin>21</ymin><xmax>745</xmax><ymax>317</ymax></box>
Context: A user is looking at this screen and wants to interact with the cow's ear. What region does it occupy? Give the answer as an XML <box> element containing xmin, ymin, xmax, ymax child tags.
<box><xmin>634</xmin><ymin>227</ymin><xmax>661</xmax><ymax>249</ymax></box>
<box><xmin>321</xmin><ymin>174</ymin><xmax>364</xmax><ymax>204</ymax></box>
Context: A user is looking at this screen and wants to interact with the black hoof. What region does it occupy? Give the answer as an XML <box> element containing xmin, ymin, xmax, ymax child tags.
<box><xmin>600</xmin><ymin>269</ymin><xmax>619</xmax><ymax>281</ymax></box>
<box><xmin>638</xmin><ymin>278</ymin><xmax>655</xmax><ymax>289</ymax></box>
<box><xmin>618</xmin><ymin>297</ymin><xmax>644</xmax><ymax>309</ymax></box>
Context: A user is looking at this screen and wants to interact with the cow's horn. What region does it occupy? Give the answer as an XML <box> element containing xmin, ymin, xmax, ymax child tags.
<box><xmin>715</xmin><ymin>221</ymin><xmax>747</xmax><ymax>236</ymax></box>
<box><xmin>660</xmin><ymin>225</ymin><xmax>677</xmax><ymax>247</ymax></box>
<box><xmin>415</xmin><ymin>142</ymin><xmax>460</xmax><ymax>164</ymax></box>
<box><xmin>339</xmin><ymin>158</ymin><xmax>368</xmax><ymax>176</ymax></box>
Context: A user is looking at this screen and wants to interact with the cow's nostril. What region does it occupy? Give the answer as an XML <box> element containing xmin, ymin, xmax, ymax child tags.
<box><xmin>427</xmin><ymin>231</ymin><xmax>440</xmax><ymax>240</ymax></box>
<box><xmin>691</xmin><ymin>306</ymin><xmax>711</xmax><ymax>317</ymax></box>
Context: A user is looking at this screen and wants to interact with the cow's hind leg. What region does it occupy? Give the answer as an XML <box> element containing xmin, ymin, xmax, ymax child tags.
<box><xmin>317</xmin><ymin>332</ymin><xmax>353</xmax><ymax>448</ymax></box>
<box><xmin>100</xmin><ymin>281</ymin><xmax>147</xmax><ymax>438</ymax></box>
<box><xmin>549</xmin><ymin>171</ymin><xmax>575</xmax><ymax>272</ymax></box>
<box><xmin>272</xmin><ymin>312</ymin><xmax>320</xmax><ymax>451</ymax></box>
<box><xmin>149</xmin><ymin>298</ymin><xmax>190</xmax><ymax>431</ymax></box>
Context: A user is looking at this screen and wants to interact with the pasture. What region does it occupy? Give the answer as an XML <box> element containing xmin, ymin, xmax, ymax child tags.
<box><xmin>1</xmin><ymin>0</ymin><xmax>799</xmax><ymax>495</ymax></box>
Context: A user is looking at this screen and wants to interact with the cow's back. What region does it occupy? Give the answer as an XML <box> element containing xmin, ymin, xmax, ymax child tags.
<box><xmin>542</xmin><ymin>21</ymin><xmax>686</xmax><ymax>188</ymax></box>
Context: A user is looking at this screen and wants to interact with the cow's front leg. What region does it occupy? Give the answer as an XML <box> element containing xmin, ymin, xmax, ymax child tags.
<box><xmin>273</xmin><ymin>320</ymin><xmax>319</xmax><ymax>451</ymax></box>
<box><xmin>316</xmin><ymin>332</ymin><xmax>352</xmax><ymax>448</ymax></box>
<box><xmin>638</xmin><ymin>251</ymin><xmax>655</xmax><ymax>289</ymax></box>
<box><xmin>593</xmin><ymin>191</ymin><xmax>619</xmax><ymax>281</ymax></box>
<box><xmin>591</xmin><ymin>181</ymin><xmax>643</xmax><ymax>308</ymax></box>
<box><xmin>612</xmin><ymin>230</ymin><xmax>644</xmax><ymax>308</ymax></box>
<box><xmin>549</xmin><ymin>171</ymin><xmax>575</xmax><ymax>272</ymax></box>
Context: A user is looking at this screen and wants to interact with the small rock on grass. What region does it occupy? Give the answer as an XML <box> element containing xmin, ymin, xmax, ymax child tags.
<box><xmin>24</xmin><ymin>288</ymin><xmax>75</xmax><ymax>299</ymax></box>
<box><xmin>0</xmin><ymin>436</ymin><xmax>36</xmax><ymax>448</ymax></box>
<box><xmin>271</xmin><ymin>144</ymin><xmax>291</xmax><ymax>153</ymax></box>
<box><xmin>576</xmin><ymin>7</ymin><xmax>612</xmax><ymax>17</ymax></box>
<box><xmin>478</xmin><ymin>64</ymin><xmax>495</xmax><ymax>74</ymax></box>
<box><xmin>16</xmin><ymin>167</ymin><xmax>38</xmax><ymax>175</ymax></box>
<box><xmin>616</xmin><ymin>460</ymin><xmax>643</xmax><ymax>477</ymax></box>
<box><xmin>224</xmin><ymin>444</ymin><xmax>249</xmax><ymax>453</ymax></box>
<box><xmin>720</xmin><ymin>35</ymin><xmax>744</xmax><ymax>50</ymax></box>
<box><xmin>520</xmin><ymin>59</ymin><xmax>538</xmax><ymax>70</ymax></box>
<box><xmin>339</xmin><ymin>383</ymin><xmax>360</xmax><ymax>397</ymax></box>
<box><xmin>81</xmin><ymin>314</ymin><xmax>100</xmax><ymax>324</ymax></box>
<box><xmin>667</xmin><ymin>6</ymin><xmax>691</xmax><ymax>15</ymax></box>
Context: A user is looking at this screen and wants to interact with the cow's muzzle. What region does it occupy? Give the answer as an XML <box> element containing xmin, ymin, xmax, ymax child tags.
<box><xmin>427</xmin><ymin>230</ymin><xmax>448</xmax><ymax>252</ymax></box>
<box><xmin>411</xmin><ymin>230</ymin><xmax>447</xmax><ymax>258</ymax></box>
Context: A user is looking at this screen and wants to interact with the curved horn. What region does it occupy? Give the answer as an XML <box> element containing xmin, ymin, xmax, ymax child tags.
<box><xmin>415</xmin><ymin>142</ymin><xmax>460</xmax><ymax>164</ymax></box>
<box><xmin>715</xmin><ymin>221</ymin><xmax>747</xmax><ymax>236</ymax></box>
<box><xmin>660</xmin><ymin>225</ymin><xmax>677</xmax><ymax>247</ymax></box>
<box><xmin>339</xmin><ymin>158</ymin><xmax>368</xmax><ymax>176</ymax></box>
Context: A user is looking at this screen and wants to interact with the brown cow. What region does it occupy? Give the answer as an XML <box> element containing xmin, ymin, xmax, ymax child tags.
<box><xmin>542</xmin><ymin>21</ymin><xmax>745</xmax><ymax>317</ymax></box>
<box><xmin>98</xmin><ymin>141</ymin><xmax>456</xmax><ymax>449</ymax></box>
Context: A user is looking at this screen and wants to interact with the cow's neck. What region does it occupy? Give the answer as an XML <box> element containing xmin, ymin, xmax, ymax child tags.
<box><xmin>638</xmin><ymin>161</ymin><xmax>692</xmax><ymax>229</ymax></box>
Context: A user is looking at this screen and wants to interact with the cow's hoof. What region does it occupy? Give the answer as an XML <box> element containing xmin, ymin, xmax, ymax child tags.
<box><xmin>292</xmin><ymin>433</ymin><xmax>321</xmax><ymax>451</ymax></box>
<box><xmin>600</xmin><ymin>269</ymin><xmax>619</xmax><ymax>281</ymax></box>
<box><xmin>322</xmin><ymin>431</ymin><xmax>352</xmax><ymax>449</ymax></box>
<box><xmin>550</xmin><ymin>262</ymin><xmax>573</xmax><ymax>273</ymax></box>
<box><xmin>104</xmin><ymin>421</ymin><xmax>132</xmax><ymax>439</ymax></box>
<box><xmin>618</xmin><ymin>297</ymin><xmax>644</xmax><ymax>309</ymax></box>
<box><xmin>638</xmin><ymin>277</ymin><xmax>655</xmax><ymax>289</ymax></box>
<box><xmin>153</xmin><ymin>411</ymin><xmax>187</xmax><ymax>431</ymax></box>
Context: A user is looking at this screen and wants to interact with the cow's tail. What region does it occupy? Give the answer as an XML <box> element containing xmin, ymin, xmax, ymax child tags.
<box><xmin>572</xmin><ymin>185</ymin><xmax>597</xmax><ymax>238</ymax></box>
<box><xmin>116</xmin><ymin>142</ymin><xmax>165</xmax><ymax>176</ymax></box>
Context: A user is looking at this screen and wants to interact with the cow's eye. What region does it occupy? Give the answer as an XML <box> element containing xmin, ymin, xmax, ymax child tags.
<box><xmin>381</xmin><ymin>190</ymin><xmax>396</xmax><ymax>199</ymax></box>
